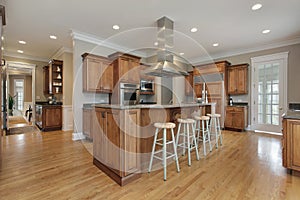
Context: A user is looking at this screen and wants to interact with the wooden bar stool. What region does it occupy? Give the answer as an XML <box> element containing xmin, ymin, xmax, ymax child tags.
<box><xmin>148</xmin><ymin>122</ymin><xmax>180</xmax><ymax>181</ymax></box>
<box><xmin>176</xmin><ymin>118</ymin><xmax>199</xmax><ymax>166</ymax></box>
<box><xmin>207</xmin><ymin>113</ymin><xmax>222</xmax><ymax>148</ymax></box>
<box><xmin>194</xmin><ymin>115</ymin><xmax>212</xmax><ymax>156</ymax></box>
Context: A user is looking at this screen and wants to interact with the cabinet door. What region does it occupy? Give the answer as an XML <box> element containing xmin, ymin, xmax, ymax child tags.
<box><xmin>85</xmin><ymin>58</ymin><xmax>102</xmax><ymax>92</ymax></box>
<box><xmin>194</xmin><ymin>83</ymin><xmax>203</xmax><ymax>98</ymax></box>
<box><xmin>93</xmin><ymin>109</ymin><xmax>106</xmax><ymax>162</ymax></box>
<box><xmin>288</xmin><ymin>120</ymin><xmax>300</xmax><ymax>169</ymax></box>
<box><xmin>119</xmin><ymin>57</ymin><xmax>130</xmax><ymax>82</ymax></box>
<box><xmin>227</xmin><ymin>68</ymin><xmax>236</xmax><ymax>94</ymax></box>
<box><xmin>225</xmin><ymin>108</ymin><xmax>233</xmax><ymax>128</ymax></box>
<box><xmin>232</xmin><ymin>112</ymin><xmax>243</xmax><ymax>129</ymax></box>
<box><xmin>122</xmin><ymin>109</ymin><xmax>140</xmax><ymax>176</ymax></box>
<box><xmin>44</xmin><ymin>107</ymin><xmax>62</xmax><ymax>128</ymax></box>
<box><xmin>101</xmin><ymin>62</ymin><xmax>113</xmax><ymax>92</ymax></box>
<box><xmin>129</xmin><ymin>59</ymin><xmax>140</xmax><ymax>83</ymax></box>
<box><xmin>185</xmin><ymin>72</ymin><xmax>193</xmax><ymax>96</ymax></box>
<box><xmin>236</xmin><ymin>67</ymin><xmax>247</xmax><ymax>94</ymax></box>
<box><xmin>206</xmin><ymin>81</ymin><xmax>223</xmax><ymax>97</ymax></box>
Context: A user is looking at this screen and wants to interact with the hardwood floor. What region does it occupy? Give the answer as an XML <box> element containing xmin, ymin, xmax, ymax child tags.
<box><xmin>0</xmin><ymin>130</ymin><xmax>300</xmax><ymax>199</ymax></box>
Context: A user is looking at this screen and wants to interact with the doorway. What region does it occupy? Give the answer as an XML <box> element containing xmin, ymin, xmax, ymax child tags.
<box><xmin>4</xmin><ymin>61</ymin><xmax>36</xmax><ymax>131</ymax></box>
<box><xmin>251</xmin><ymin>52</ymin><xmax>288</xmax><ymax>134</ymax></box>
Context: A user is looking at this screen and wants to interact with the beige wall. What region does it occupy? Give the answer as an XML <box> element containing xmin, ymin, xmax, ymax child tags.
<box><xmin>8</xmin><ymin>75</ymin><xmax>32</xmax><ymax>102</ymax></box>
<box><xmin>215</xmin><ymin>43</ymin><xmax>300</xmax><ymax>103</ymax></box>
<box><xmin>4</xmin><ymin>56</ymin><xmax>48</xmax><ymax>101</ymax></box>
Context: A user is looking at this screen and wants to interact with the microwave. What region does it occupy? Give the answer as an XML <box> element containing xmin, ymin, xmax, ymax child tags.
<box><xmin>140</xmin><ymin>79</ymin><xmax>154</xmax><ymax>93</ymax></box>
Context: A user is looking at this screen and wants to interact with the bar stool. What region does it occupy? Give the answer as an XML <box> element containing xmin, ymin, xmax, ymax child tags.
<box><xmin>176</xmin><ymin>118</ymin><xmax>199</xmax><ymax>166</ymax></box>
<box><xmin>207</xmin><ymin>113</ymin><xmax>222</xmax><ymax>148</ymax></box>
<box><xmin>148</xmin><ymin>122</ymin><xmax>180</xmax><ymax>181</ymax></box>
<box><xmin>194</xmin><ymin>115</ymin><xmax>212</xmax><ymax>156</ymax></box>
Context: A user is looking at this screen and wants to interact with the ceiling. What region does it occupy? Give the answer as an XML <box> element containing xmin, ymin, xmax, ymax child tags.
<box><xmin>2</xmin><ymin>0</ymin><xmax>300</xmax><ymax>63</ymax></box>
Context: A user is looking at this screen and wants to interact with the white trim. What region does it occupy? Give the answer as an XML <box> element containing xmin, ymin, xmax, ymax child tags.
<box><xmin>71</xmin><ymin>30</ymin><xmax>148</xmax><ymax>58</ymax></box>
<box><xmin>4</xmin><ymin>51</ymin><xmax>49</xmax><ymax>62</ymax></box>
<box><xmin>51</xmin><ymin>46</ymin><xmax>73</xmax><ymax>59</ymax></box>
<box><xmin>190</xmin><ymin>38</ymin><xmax>300</xmax><ymax>65</ymax></box>
<box><xmin>72</xmin><ymin>132</ymin><xmax>85</xmax><ymax>141</ymax></box>
<box><xmin>250</xmin><ymin>52</ymin><xmax>288</xmax><ymax>132</ymax></box>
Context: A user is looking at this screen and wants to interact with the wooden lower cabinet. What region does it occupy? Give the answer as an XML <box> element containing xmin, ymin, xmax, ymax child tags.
<box><xmin>224</xmin><ymin>106</ymin><xmax>247</xmax><ymax>131</ymax></box>
<box><xmin>93</xmin><ymin>107</ymin><xmax>141</xmax><ymax>186</ymax></box>
<box><xmin>282</xmin><ymin>119</ymin><xmax>300</xmax><ymax>172</ymax></box>
<box><xmin>35</xmin><ymin>105</ymin><xmax>62</xmax><ymax>131</ymax></box>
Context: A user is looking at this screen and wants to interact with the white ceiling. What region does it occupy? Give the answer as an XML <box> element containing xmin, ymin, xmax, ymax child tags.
<box><xmin>2</xmin><ymin>0</ymin><xmax>300</xmax><ymax>63</ymax></box>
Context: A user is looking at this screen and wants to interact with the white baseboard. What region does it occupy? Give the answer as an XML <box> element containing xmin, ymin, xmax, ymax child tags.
<box><xmin>72</xmin><ymin>132</ymin><xmax>86</xmax><ymax>141</ymax></box>
<box><xmin>62</xmin><ymin>105</ymin><xmax>73</xmax><ymax>131</ymax></box>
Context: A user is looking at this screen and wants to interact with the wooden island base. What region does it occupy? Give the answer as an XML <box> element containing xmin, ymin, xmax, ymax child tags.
<box><xmin>93</xmin><ymin>158</ymin><xmax>141</xmax><ymax>186</ymax></box>
<box><xmin>92</xmin><ymin>103</ymin><xmax>215</xmax><ymax>186</ymax></box>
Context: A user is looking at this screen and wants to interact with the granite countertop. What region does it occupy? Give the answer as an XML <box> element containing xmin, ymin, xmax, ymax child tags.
<box><xmin>36</xmin><ymin>101</ymin><xmax>62</xmax><ymax>106</ymax></box>
<box><xmin>93</xmin><ymin>102</ymin><xmax>216</xmax><ymax>109</ymax></box>
<box><xmin>282</xmin><ymin>110</ymin><xmax>300</xmax><ymax>120</ymax></box>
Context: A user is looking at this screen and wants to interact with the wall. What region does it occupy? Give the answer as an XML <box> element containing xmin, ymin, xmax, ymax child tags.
<box><xmin>8</xmin><ymin>75</ymin><xmax>32</xmax><ymax>102</ymax></box>
<box><xmin>4</xmin><ymin>56</ymin><xmax>48</xmax><ymax>101</ymax></box>
<box><xmin>215</xmin><ymin>43</ymin><xmax>300</xmax><ymax>103</ymax></box>
<box><xmin>73</xmin><ymin>39</ymin><xmax>116</xmax><ymax>133</ymax></box>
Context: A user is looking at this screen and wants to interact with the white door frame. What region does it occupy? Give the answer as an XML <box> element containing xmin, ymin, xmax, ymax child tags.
<box><xmin>6</xmin><ymin>61</ymin><xmax>36</xmax><ymax>126</ymax></box>
<box><xmin>250</xmin><ymin>52</ymin><xmax>288</xmax><ymax>133</ymax></box>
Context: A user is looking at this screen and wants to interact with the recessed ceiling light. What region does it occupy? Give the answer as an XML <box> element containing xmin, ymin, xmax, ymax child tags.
<box><xmin>17</xmin><ymin>50</ymin><xmax>24</xmax><ymax>54</ymax></box>
<box><xmin>179</xmin><ymin>52</ymin><xmax>184</xmax><ymax>56</ymax></box>
<box><xmin>19</xmin><ymin>40</ymin><xmax>26</xmax><ymax>44</ymax></box>
<box><xmin>50</xmin><ymin>35</ymin><xmax>57</xmax><ymax>40</ymax></box>
<box><xmin>252</xmin><ymin>3</ymin><xmax>262</xmax><ymax>11</ymax></box>
<box><xmin>213</xmin><ymin>43</ymin><xmax>219</xmax><ymax>47</ymax></box>
<box><xmin>112</xmin><ymin>25</ymin><xmax>120</xmax><ymax>30</ymax></box>
<box><xmin>1</xmin><ymin>47</ymin><xmax>4</xmax><ymax>51</ymax></box>
<box><xmin>154</xmin><ymin>42</ymin><xmax>158</xmax><ymax>46</ymax></box>
<box><xmin>262</xmin><ymin>29</ymin><xmax>271</xmax><ymax>34</ymax></box>
<box><xmin>1</xmin><ymin>36</ymin><xmax>4</xmax><ymax>41</ymax></box>
<box><xmin>190</xmin><ymin>28</ymin><xmax>198</xmax><ymax>33</ymax></box>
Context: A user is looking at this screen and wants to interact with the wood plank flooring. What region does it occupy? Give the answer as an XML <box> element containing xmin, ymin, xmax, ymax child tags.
<box><xmin>0</xmin><ymin>130</ymin><xmax>300</xmax><ymax>199</ymax></box>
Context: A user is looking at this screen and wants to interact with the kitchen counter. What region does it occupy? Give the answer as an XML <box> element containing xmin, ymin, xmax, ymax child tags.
<box><xmin>282</xmin><ymin>110</ymin><xmax>300</xmax><ymax>120</ymax></box>
<box><xmin>94</xmin><ymin>102</ymin><xmax>216</xmax><ymax>110</ymax></box>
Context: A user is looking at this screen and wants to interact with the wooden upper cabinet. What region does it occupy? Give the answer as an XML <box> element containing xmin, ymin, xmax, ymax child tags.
<box><xmin>109</xmin><ymin>52</ymin><xmax>141</xmax><ymax>85</ymax></box>
<box><xmin>82</xmin><ymin>53</ymin><xmax>113</xmax><ymax>93</ymax></box>
<box><xmin>194</xmin><ymin>83</ymin><xmax>203</xmax><ymax>98</ymax></box>
<box><xmin>43</xmin><ymin>60</ymin><xmax>63</xmax><ymax>95</ymax></box>
<box><xmin>185</xmin><ymin>72</ymin><xmax>194</xmax><ymax>96</ymax></box>
<box><xmin>227</xmin><ymin>63</ymin><xmax>248</xmax><ymax>95</ymax></box>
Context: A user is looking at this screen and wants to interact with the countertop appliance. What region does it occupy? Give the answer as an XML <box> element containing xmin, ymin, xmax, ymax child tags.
<box><xmin>140</xmin><ymin>79</ymin><xmax>154</xmax><ymax>93</ymax></box>
<box><xmin>119</xmin><ymin>82</ymin><xmax>140</xmax><ymax>105</ymax></box>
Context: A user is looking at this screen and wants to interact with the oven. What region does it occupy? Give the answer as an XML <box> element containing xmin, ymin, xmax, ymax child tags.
<box><xmin>140</xmin><ymin>79</ymin><xmax>154</xmax><ymax>93</ymax></box>
<box><xmin>120</xmin><ymin>83</ymin><xmax>140</xmax><ymax>105</ymax></box>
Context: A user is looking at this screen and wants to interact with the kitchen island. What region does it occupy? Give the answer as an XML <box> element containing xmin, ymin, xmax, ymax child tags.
<box><xmin>91</xmin><ymin>103</ymin><xmax>215</xmax><ymax>186</ymax></box>
<box><xmin>35</xmin><ymin>102</ymin><xmax>62</xmax><ymax>131</ymax></box>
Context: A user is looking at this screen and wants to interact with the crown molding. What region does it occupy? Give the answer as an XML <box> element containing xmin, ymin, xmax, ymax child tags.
<box><xmin>3</xmin><ymin>51</ymin><xmax>49</xmax><ymax>63</ymax></box>
<box><xmin>189</xmin><ymin>37</ymin><xmax>300</xmax><ymax>65</ymax></box>
<box><xmin>71</xmin><ymin>30</ymin><xmax>148</xmax><ymax>58</ymax></box>
<box><xmin>51</xmin><ymin>46</ymin><xmax>73</xmax><ymax>59</ymax></box>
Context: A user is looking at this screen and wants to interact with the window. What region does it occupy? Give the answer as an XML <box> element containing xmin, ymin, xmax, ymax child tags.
<box><xmin>14</xmin><ymin>79</ymin><xmax>24</xmax><ymax>111</ymax></box>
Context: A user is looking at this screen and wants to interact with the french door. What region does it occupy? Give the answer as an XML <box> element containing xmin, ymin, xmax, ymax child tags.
<box><xmin>251</xmin><ymin>52</ymin><xmax>288</xmax><ymax>133</ymax></box>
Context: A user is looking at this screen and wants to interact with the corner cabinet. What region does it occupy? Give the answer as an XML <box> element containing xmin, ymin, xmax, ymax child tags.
<box><xmin>43</xmin><ymin>59</ymin><xmax>63</xmax><ymax>95</ymax></box>
<box><xmin>224</xmin><ymin>106</ymin><xmax>248</xmax><ymax>131</ymax></box>
<box><xmin>82</xmin><ymin>53</ymin><xmax>113</xmax><ymax>93</ymax></box>
<box><xmin>227</xmin><ymin>64</ymin><xmax>248</xmax><ymax>95</ymax></box>
<box><xmin>93</xmin><ymin>107</ymin><xmax>141</xmax><ymax>186</ymax></box>
<box><xmin>282</xmin><ymin>118</ymin><xmax>300</xmax><ymax>172</ymax></box>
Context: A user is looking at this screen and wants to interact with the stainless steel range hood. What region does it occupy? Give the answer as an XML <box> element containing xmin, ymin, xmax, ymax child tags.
<box><xmin>144</xmin><ymin>17</ymin><xmax>189</xmax><ymax>77</ymax></box>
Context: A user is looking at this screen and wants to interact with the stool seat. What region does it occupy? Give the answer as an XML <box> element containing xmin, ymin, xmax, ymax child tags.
<box><xmin>177</xmin><ymin>118</ymin><xmax>195</xmax><ymax>124</ymax></box>
<box><xmin>154</xmin><ymin>122</ymin><xmax>176</xmax><ymax>129</ymax></box>
<box><xmin>194</xmin><ymin>115</ymin><xmax>210</xmax><ymax>121</ymax></box>
<box><xmin>207</xmin><ymin>113</ymin><xmax>221</xmax><ymax>118</ymax></box>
